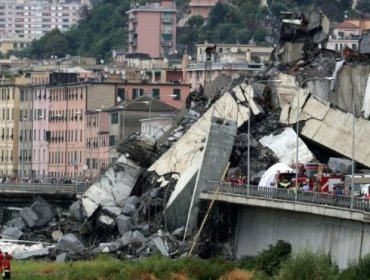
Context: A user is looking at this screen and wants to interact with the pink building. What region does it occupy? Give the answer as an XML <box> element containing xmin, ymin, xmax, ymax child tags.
<box><xmin>116</xmin><ymin>82</ymin><xmax>190</xmax><ymax>109</ymax></box>
<box><xmin>48</xmin><ymin>76</ymin><xmax>86</xmax><ymax>181</ymax></box>
<box><xmin>85</xmin><ymin>110</ymin><xmax>109</xmax><ymax>180</ymax></box>
<box><xmin>126</xmin><ymin>0</ymin><xmax>177</xmax><ymax>58</ymax></box>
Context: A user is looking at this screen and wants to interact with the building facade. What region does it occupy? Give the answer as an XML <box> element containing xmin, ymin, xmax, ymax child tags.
<box><xmin>126</xmin><ymin>0</ymin><xmax>177</xmax><ymax>58</ymax></box>
<box><xmin>0</xmin><ymin>0</ymin><xmax>90</xmax><ymax>41</ymax></box>
<box><xmin>327</xmin><ymin>19</ymin><xmax>370</xmax><ymax>51</ymax></box>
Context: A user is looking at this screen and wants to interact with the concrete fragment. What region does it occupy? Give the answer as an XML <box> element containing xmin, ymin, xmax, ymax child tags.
<box><xmin>1</xmin><ymin>227</ymin><xmax>23</xmax><ymax>240</ymax></box>
<box><xmin>81</xmin><ymin>156</ymin><xmax>142</xmax><ymax>218</ymax></box>
<box><xmin>13</xmin><ymin>247</ymin><xmax>49</xmax><ymax>260</ymax></box>
<box><xmin>152</xmin><ymin>237</ymin><xmax>169</xmax><ymax>257</ymax></box>
<box><xmin>102</xmin><ymin>206</ymin><xmax>122</xmax><ymax>217</ymax></box>
<box><xmin>69</xmin><ymin>200</ymin><xmax>86</xmax><ymax>221</ymax></box>
<box><xmin>56</xmin><ymin>233</ymin><xmax>85</xmax><ymax>252</ymax></box>
<box><xmin>97</xmin><ymin>215</ymin><xmax>116</xmax><ymax>227</ymax></box>
<box><xmin>122</xmin><ymin>203</ymin><xmax>137</xmax><ymax>216</ymax></box>
<box><xmin>56</xmin><ymin>252</ymin><xmax>67</xmax><ymax>263</ymax></box>
<box><xmin>120</xmin><ymin>231</ymin><xmax>133</xmax><ymax>246</ymax></box>
<box><xmin>19</xmin><ymin>207</ymin><xmax>38</xmax><ymax>228</ymax></box>
<box><xmin>5</xmin><ymin>217</ymin><xmax>26</xmax><ymax>231</ymax></box>
<box><xmin>30</xmin><ymin>198</ymin><xmax>56</xmax><ymax>227</ymax></box>
<box><xmin>116</xmin><ymin>215</ymin><xmax>133</xmax><ymax>235</ymax></box>
<box><xmin>131</xmin><ymin>230</ymin><xmax>146</xmax><ymax>244</ymax></box>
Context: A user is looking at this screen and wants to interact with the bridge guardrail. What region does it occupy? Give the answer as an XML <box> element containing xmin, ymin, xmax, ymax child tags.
<box><xmin>204</xmin><ymin>181</ymin><xmax>370</xmax><ymax>212</ymax></box>
<box><xmin>0</xmin><ymin>183</ymin><xmax>90</xmax><ymax>194</ymax></box>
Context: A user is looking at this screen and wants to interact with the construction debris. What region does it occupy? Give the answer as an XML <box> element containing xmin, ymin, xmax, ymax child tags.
<box><xmin>2</xmin><ymin>8</ymin><xmax>370</xmax><ymax>263</ymax></box>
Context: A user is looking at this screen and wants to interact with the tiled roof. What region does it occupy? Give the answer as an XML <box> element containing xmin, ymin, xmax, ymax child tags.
<box><xmin>336</xmin><ymin>21</ymin><xmax>360</xmax><ymax>29</ymax></box>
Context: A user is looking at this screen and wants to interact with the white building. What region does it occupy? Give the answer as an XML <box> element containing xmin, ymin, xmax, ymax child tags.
<box><xmin>0</xmin><ymin>0</ymin><xmax>91</xmax><ymax>40</ymax></box>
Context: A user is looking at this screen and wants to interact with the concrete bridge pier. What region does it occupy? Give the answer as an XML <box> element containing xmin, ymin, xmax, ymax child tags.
<box><xmin>234</xmin><ymin>206</ymin><xmax>370</xmax><ymax>268</ymax></box>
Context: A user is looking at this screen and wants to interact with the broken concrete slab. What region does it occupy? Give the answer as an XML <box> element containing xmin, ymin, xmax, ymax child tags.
<box><xmin>1</xmin><ymin>227</ymin><xmax>23</xmax><ymax>240</ymax></box>
<box><xmin>56</xmin><ymin>233</ymin><xmax>85</xmax><ymax>253</ymax></box>
<box><xmin>82</xmin><ymin>156</ymin><xmax>142</xmax><ymax>218</ymax></box>
<box><xmin>30</xmin><ymin>198</ymin><xmax>56</xmax><ymax>227</ymax></box>
<box><xmin>69</xmin><ymin>200</ymin><xmax>87</xmax><ymax>221</ymax></box>
<box><xmin>282</xmin><ymin>93</ymin><xmax>370</xmax><ymax>168</ymax></box>
<box><xmin>116</xmin><ymin>215</ymin><xmax>133</xmax><ymax>235</ymax></box>
<box><xmin>152</xmin><ymin>237</ymin><xmax>169</xmax><ymax>257</ymax></box>
<box><xmin>185</xmin><ymin>117</ymin><xmax>237</xmax><ymax>234</ymax></box>
<box><xmin>5</xmin><ymin>217</ymin><xmax>26</xmax><ymax>231</ymax></box>
<box><xmin>56</xmin><ymin>252</ymin><xmax>67</xmax><ymax>263</ymax></box>
<box><xmin>19</xmin><ymin>207</ymin><xmax>39</xmax><ymax>229</ymax></box>
<box><xmin>13</xmin><ymin>247</ymin><xmax>50</xmax><ymax>260</ymax></box>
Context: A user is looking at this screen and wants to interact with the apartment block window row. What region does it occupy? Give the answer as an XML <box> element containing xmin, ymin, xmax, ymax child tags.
<box><xmin>2</xmin><ymin>108</ymin><xmax>13</xmax><ymax>121</ymax></box>
<box><xmin>0</xmin><ymin>150</ymin><xmax>12</xmax><ymax>162</ymax></box>
<box><xmin>1</xmin><ymin>128</ymin><xmax>13</xmax><ymax>140</ymax></box>
<box><xmin>49</xmin><ymin>129</ymin><xmax>83</xmax><ymax>143</ymax></box>
<box><xmin>49</xmin><ymin>88</ymin><xmax>84</xmax><ymax>102</ymax></box>
<box><xmin>87</xmin><ymin>115</ymin><xmax>99</xmax><ymax>127</ymax></box>
<box><xmin>48</xmin><ymin>109</ymin><xmax>83</xmax><ymax>122</ymax></box>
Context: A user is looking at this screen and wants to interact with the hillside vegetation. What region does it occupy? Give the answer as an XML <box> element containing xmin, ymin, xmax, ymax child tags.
<box><xmin>10</xmin><ymin>241</ymin><xmax>370</xmax><ymax>280</ymax></box>
<box><xmin>10</xmin><ymin>0</ymin><xmax>359</xmax><ymax>61</ymax></box>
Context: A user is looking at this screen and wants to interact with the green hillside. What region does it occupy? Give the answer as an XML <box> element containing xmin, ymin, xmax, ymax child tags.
<box><xmin>10</xmin><ymin>0</ymin><xmax>358</xmax><ymax>62</ymax></box>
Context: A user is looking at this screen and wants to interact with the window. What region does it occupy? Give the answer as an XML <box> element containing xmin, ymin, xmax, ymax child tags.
<box><xmin>132</xmin><ymin>88</ymin><xmax>143</xmax><ymax>99</ymax></box>
<box><xmin>152</xmin><ymin>88</ymin><xmax>160</xmax><ymax>99</ymax></box>
<box><xmin>117</xmin><ymin>88</ymin><xmax>125</xmax><ymax>101</ymax></box>
<box><xmin>111</xmin><ymin>113</ymin><xmax>118</xmax><ymax>124</ymax></box>
<box><xmin>172</xmin><ymin>89</ymin><xmax>181</xmax><ymax>100</ymax></box>
<box><xmin>109</xmin><ymin>135</ymin><xmax>116</xmax><ymax>146</ymax></box>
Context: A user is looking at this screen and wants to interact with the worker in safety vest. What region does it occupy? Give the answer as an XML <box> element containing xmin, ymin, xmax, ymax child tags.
<box><xmin>3</xmin><ymin>252</ymin><xmax>12</xmax><ymax>280</ymax></box>
<box><xmin>0</xmin><ymin>251</ymin><xmax>3</xmax><ymax>275</ymax></box>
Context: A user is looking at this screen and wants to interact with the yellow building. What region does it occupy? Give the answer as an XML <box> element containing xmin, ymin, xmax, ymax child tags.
<box><xmin>0</xmin><ymin>37</ymin><xmax>32</xmax><ymax>54</ymax></box>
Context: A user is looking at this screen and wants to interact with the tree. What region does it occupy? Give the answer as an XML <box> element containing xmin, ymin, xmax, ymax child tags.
<box><xmin>356</xmin><ymin>0</ymin><xmax>370</xmax><ymax>13</ymax></box>
<box><xmin>208</xmin><ymin>2</ymin><xmax>231</xmax><ymax>27</ymax></box>
<box><xmin>44</xmin><ymin>29</ymin><xmax>69</xmax><ymax>57</ymax></box>
<box><xmin>188</xmin><ymin>15</ymin><xmax>204</xmax><ymax>29</ymax></box>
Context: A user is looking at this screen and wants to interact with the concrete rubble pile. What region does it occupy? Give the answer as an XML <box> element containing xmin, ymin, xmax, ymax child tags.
<box><xmin>4</xmin><ymin>9</ymin><xmax>370</xmax><ymax>262</ymax></box>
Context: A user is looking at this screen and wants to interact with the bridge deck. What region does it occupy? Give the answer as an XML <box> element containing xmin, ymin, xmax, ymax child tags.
<box><xmin>200</xmin><ymin>182</ymin><xmax>370</xmax><ymax>223</ymax></box>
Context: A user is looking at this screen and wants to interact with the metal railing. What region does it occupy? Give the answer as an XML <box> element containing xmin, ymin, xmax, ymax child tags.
<box><xmin>0</xmin><ymin>182</ymin><xmax>89</xmax><ymax>195</ymax></box>
<box><xmin>204</xmin><ymin>181</ymin><xmax>370</xmax><ymax>212</ymax></box>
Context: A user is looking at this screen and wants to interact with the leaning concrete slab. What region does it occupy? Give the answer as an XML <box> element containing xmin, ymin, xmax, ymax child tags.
<box><xmin>282</xmin><ymin>93</ymin><xmax>370</xmax><ymax>168</ymax></box>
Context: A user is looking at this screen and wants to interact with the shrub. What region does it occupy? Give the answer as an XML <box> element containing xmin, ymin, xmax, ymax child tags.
<box><xmin>338</xmin><ymin>253</ymin><xmax>370</xmax><ymax>280</ymax></box>
<box><xmin>255</xmin><ymin>240</ymin><xmax>292</xmax><ymax>276</ymax></box>
<box><xmin>275</xmin><ymin>249</ymin><xmax>338</xmax><ymax>280</ymax></box>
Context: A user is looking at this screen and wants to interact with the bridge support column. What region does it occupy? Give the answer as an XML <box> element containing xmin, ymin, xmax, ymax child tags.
<box><xmin>184</xmin><ymin>117</ymin><xmax>237</xmax><ymax>236</ymax></box>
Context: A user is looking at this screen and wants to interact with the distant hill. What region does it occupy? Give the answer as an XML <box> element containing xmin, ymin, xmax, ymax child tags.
<box><xmin>11</xmin><ymin>0</ymin><xmax>355</xmax><ymax>62</ymax></box>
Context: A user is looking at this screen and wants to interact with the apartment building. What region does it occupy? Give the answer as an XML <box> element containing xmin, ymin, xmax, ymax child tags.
<box><xmin>0</xmin><ymin>76</ymin><xmax>30</xmax><ymax>177</ymax></box>
<box><xmin>0</xmin><ymin>0</ymin><xmax>90</xmax><ymax>41</ymax></box>
<box><xmin>327</xmin><ymin>19</ymin><xmax>370</xmax><ymax>51</ymax></box>
<box><xmin>126</xmin><ymin>0</ymin><xmax>177</xmax><ymax>58</ymax></box>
